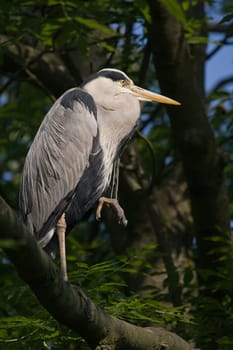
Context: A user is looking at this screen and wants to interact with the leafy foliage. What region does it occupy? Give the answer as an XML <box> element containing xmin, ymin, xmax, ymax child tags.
<box><xmin>0</xmin><ymin>0</ymin><xmax>233</xmax><ymax>349</ymax></box>
<box><xmin>0</xmin><ymin>240</ymin><xmax>191</xmax><ymax>349</ymax></box>
<box><xmin>193</xmin><ymin>236</ymin><xmax>233</xmax><ymax>349</ymax></box>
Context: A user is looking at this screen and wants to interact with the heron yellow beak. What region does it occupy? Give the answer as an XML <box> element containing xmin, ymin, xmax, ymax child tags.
<box><xmin>130</xmin><ymin>85</ymin><xmax>181</xmax><ymax>106</ymax></box>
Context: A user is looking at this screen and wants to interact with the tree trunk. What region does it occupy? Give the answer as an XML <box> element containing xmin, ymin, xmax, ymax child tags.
<box><xmin>147</xmin><ymin>0</ymin><xmax>231</xmax><ymax>280</ymax></box>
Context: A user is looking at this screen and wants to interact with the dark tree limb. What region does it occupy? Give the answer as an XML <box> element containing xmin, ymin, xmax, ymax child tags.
<box><xmin>0</xmin><ymin>196</ymin><xmax>191</xmax><ymax>350</ymax></box>
<box><xmin>207</xmin><ymin>22</ymin><xmax>233</xmax><ymax>33</ymax></box>
<box><xmin>0</xmin><ymin>31</ymin><xmax>119</xmax><ymax>99</ymax></box>
<box><xmin>0</xmin><ymin>34</ymin><xmax>76</xmax><ymax>98</ymax></box>
<box><xmin>206</xmin><ymin>35</ymin><xmax>233</xmax><ymax>60</ymax></box>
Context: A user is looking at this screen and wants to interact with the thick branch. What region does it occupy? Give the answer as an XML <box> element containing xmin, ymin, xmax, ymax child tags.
<box><xmin>0</xmin><ymin>196</ymin><xmax>191</xmax><ymax>350</ymax></box>
<box><xmin>0</xmin><ymin>35</ymin><xmax>76</xmax><ymax>98</ymax></box>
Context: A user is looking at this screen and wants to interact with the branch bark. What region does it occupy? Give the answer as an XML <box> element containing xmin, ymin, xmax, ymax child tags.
<box><xmin>0</xmin><ymin>196</ymin><xmax>191</xmax><ymax>350</ymax></box>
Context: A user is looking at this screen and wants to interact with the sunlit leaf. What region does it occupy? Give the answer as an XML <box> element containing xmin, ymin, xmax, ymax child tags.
<box><xmin>75</xmin><ymin>17</ymin><xmax>115</xmax><ymax>35</ymax></box>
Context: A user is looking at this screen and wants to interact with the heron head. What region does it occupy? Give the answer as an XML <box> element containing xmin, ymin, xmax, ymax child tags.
<box><xmin>82</xmin><ymin>68</ymin><xmax>181</xmax><ymax>107</ymax></box>
<box><xmin>97</xmin><ymin>68</ymin><xmax>181</xmax><ymax>106</ymax></box>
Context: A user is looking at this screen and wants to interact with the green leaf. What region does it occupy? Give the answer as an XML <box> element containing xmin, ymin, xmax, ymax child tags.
<box><xmin>187</xmin><ymin>35</ymin><xmax>209</xmax><ymax>44</ymax></box>
<box><xmin>75</xmin><ymin>17</ymin><xmax>115</xmax><ymax>35</ymax></box>
<box><xmin>0</xmin><ymin>239</ymin><xmax>18</xmax><ymax>248</ymax></box>
<box><xmin>160</xmin><ymin>0</ymin><xmax>188</xmax><ymax>27</ymax></box>
<box><xmin>36</xmin><ymin>23</ymin><xmax>61</xmax><ymax>46</ymax></box>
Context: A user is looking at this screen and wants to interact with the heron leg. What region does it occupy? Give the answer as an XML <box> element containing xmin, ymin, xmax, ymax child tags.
<box><xmin>96</xmin><ymin>197</ymin><xmax>128</xmax><ymax>227</ymax></box>
<box><xmin>56</xmin><ymin>213</ymin><xmax>68</xmax><ymax>281</ymax></box>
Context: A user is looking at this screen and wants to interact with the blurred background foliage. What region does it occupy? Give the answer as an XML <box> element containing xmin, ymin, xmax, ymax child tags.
<box><xmin>0</xmin><ymin>0</ymin><xmax>233</xmax><ymax>349</ymax></box>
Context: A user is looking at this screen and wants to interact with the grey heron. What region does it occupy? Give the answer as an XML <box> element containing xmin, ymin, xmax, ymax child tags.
<box><xmin>19</xmin><ymin>68</ymin><xmax>180</xmax><ymax>281</ymax></box>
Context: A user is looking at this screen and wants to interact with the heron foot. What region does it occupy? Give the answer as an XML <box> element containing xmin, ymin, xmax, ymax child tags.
<box><xmin>96</xmin><ymin>197</ymin><xmax>128</xmax><ymax>227</ymax></box>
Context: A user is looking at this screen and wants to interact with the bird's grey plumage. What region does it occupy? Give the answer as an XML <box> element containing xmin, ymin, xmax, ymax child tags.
<box><xmin>19</xmin><ymin>68</ymin><xmax>180</xmax><ymax>261</ymax></box>
<box><xmin>19</xmin><ymin>87</ymin><xmax>100</xmax><ymax>248</ymax></box>
<box><xmin>19</xmin><ymin>69</ymin><xmax>141</xmax><ymax>253</ymax></box>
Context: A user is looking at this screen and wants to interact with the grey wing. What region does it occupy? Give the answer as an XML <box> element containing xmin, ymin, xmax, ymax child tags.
<box><xmin>19</xmin><ymin>88</ymin><xmax>98</xmax><ymax>244</ymax></box>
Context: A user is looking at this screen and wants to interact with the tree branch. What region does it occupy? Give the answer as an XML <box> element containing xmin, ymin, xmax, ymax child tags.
<box><xmin>207</xmin><ymin>22</ymin><xmax>233</xmax><ymax>33</ymax></box>
<box><xmin>0</xmin><ymin>34</ymin><xmax>76</xmax><ymax>98</ymax></box>
<box><xmin>210</xmin><ymin>76</ymin><xmax>233</xmax><ymax>92</ymax></box>
<box><xmin>206</xmin><ymin>35</ymin><xmax>233</xmax><ymax>60</ymax></box>
<box><xmin>0</xmin><ymin>196</ymin><xmax>191</xmax><ymax>350</ymax></box>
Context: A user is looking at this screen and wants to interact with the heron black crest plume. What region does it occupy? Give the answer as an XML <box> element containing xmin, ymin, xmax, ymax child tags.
<box><xmin>19</xmin><ymin>68</ymin><xmax>180</xmax><ymax>281</ymax></box>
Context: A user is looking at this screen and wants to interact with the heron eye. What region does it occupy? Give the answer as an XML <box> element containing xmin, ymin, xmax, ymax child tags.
<box><xmin>119</xmin><ymin>79</ymin><xmax>128</xmax><ymax>87</ymax></box>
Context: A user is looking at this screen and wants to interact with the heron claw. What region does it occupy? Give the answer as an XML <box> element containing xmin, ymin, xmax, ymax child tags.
<box><xmin>96</xmin><ymin>197</ymin><xmax>128</xmax><ymax>227</ymax></box>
